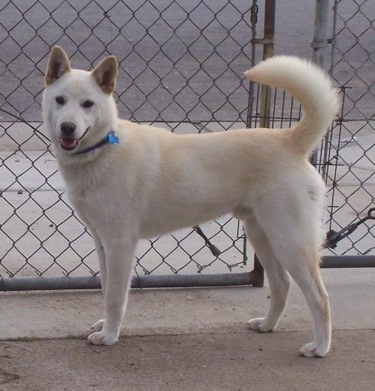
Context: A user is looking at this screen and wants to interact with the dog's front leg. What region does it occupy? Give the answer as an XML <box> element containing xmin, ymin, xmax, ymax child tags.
<box><xmin>88</xmin><ymin>237</ymin><xmax>136</xmax><ymax>346</ymax></box>
<box><xmin>89</xmin><ymin>230</ymin><xmax>107</xmax><ymax>334</ymax></box>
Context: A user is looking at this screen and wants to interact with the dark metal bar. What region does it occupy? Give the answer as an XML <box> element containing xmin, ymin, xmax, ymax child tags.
<box><xmin>321</xmin><ymin>255</ymin><xmax>375</xmax><ymax>268</ymax></box>
<box><xmin>262</xmin><ymin>0</ymin><xmax>275</xmax><ymax>61</ymax></box>
<box><xmin>130</xmin><ymin>272</ymin><xmax>258</xmax><ymax>289</ymax></box>
<box><xmin>249</xmin><ymin>255</ymin><xmax>264</xmax><ymax>287</ymax></box>
<box><xmin>247</xmin><ymin>0</ymin><xmax>276</xmax><ymax>287</ymax></box>
<box><xmin>259</xmin><ymin>0</ymin><xmax>275</xmax><ymax>129</ymax></box>
<box><xmin>0</xmin><ymin>272</ymin><xmax>260</xmax><ymax>292</ymax></box>
<box><xmin>1</xmin><ymin>256</ymin><xmax>375</xmax><ymax>292</ymax></box>
<box><xmin>0</xmin><ymin>276</ymin><xmax>101</xmax><ymax>292</ymax></box>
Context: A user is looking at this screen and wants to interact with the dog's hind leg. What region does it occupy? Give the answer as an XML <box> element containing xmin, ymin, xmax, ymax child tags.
<box><xmin>88</xmin><ymin>236</ymin><xmax>137</xmax><ymax>345</ymax></box>
<box><xmin>244</xmin><ymin>217</ymin><xmax>291</xmax><ymax>332</ymax></box>
<box><xmin>277</xmin><ymin>245</ymin><xmax>331</xmax><ymax>357</ymax></box>
<box><xmin>252</xmin><ymin>196</ymin><xmax>331</xmax><ymax>357</ymax></box>
<box><xmin>287</xmin><ymin>251</ymin><xmax>331</xmax><ymax>357</ymax></box>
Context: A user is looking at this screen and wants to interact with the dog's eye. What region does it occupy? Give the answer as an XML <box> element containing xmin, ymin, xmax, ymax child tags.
<box><xmin>82</xmin><ymin>100</ymin><xmax>94</xmax><ymax>109</ymax></box>
<box><xmin>55</xmin><ymin>96</ymin><xmax>65</xmax><ymax>105</ymax></box>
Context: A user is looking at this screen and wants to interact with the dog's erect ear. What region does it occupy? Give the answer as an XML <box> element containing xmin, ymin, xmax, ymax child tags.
<box><xmin>91</xmin><ymin>56</ymin><xmax>118</xmax><ymax>94</ymax></box>
<box><xmin>45</xmin><ymin>46</ymin><xmax>71</xmax><ymax>86</ymax></box>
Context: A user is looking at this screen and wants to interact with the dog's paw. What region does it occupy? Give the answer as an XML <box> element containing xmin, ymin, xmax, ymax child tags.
<box><xmin>248</xmin><ymin>317</ymin><xmax>274</xmax><ymax>333</ymax></box>
<box><xmin>87</xmin><ymin>330</ymin><xmax>118</xmax><ymax>346</ymax></box>
<box><xmin>91</xmin><ymin>319</ymin><xmax>105</xmax><ymax>333</ymax></box>
<box><xmin>299</xmin><ymin>342</ymin><xmax>329</xmax><ymax>358</ymax></box>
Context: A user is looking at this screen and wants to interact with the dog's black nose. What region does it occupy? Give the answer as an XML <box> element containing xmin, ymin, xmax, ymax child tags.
<box><xmin>61</xmin><ymin>122</ymin><xmax>76</xmax><ymax>137</ymax></box>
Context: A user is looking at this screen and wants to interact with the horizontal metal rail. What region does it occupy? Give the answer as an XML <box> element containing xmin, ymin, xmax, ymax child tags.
<box><xmin>1</xmin><ymin>256</ymin><xmax>374</xmax><ymax>292</ymax></box>
<box><xmin>321</xmin><ymin>255</ymin><xmax>375</xmax><ymax>269</ymax></box>
<box><xmin>0</xmin><ymin>272</ymin><xmax>259</xmax><ymax>292</ymax></box>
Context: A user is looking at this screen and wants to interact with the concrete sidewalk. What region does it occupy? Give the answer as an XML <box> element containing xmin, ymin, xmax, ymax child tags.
<box><xmin>1</xmin><ymin>268</ymin><xmax>374</xmax><ymax>390</ymax></box>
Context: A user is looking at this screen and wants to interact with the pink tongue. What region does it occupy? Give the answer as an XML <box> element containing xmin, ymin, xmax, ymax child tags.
<box><xmin>60</xmin><ymin>138</ymin><xmax>79</xmax><ymax>150</ymax></box>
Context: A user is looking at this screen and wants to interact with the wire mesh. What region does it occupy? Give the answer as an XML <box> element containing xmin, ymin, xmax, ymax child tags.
<box><xmin>0</xmin><ymin>0</ymin><xmax>252</xmax><ymax>280</ymax></box>
<box><xmin>319</xmin><ymin>0</ymin><xmax>375</xmax><ymax>255</ymax></box>
<box><xmin>1</xmin><ymin>0</ymin><xmax>374</xmax><ymax>285</ymax></box>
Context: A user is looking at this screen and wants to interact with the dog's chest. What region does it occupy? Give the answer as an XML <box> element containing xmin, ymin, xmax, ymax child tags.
<box><xmin>61</xmin><ymin>163</ymin><xmax>108</xmax><ymax>205</ymax></box>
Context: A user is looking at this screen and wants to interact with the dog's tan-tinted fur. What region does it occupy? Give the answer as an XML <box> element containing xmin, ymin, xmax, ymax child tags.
<box><xmin>43</xmin><ymin>46</ymin><xmax>339</xmax><ymax>357</ymax></box>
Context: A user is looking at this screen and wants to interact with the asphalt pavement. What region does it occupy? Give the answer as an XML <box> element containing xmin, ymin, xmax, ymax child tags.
<box><xmin>1</xmin><ymin>267</ymin><xmax>374</xmax><ymax>390</ymax></box>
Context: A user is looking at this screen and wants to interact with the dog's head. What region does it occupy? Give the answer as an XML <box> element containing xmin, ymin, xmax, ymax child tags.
<box><xmin>42</xmin><ymin>46</ymin><xmax>118</xmax><ymax>155</ymax></box>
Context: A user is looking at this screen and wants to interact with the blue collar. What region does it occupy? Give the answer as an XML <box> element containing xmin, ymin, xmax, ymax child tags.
<box><xmin>74</xmin><ymin>130</ymin><xmax>119</xmax><ymax>155</ymax></box>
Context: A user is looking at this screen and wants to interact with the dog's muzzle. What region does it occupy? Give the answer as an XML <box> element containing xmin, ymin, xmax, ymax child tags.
<box><xmin>59</xmin><ymin>122</ymin><xmax>90</xmax><ymax>151</ymax></box>
<box><xmin>59</xmin><ymin>122</ymin><xmax>78</xmax><ymax>151</ymax></box>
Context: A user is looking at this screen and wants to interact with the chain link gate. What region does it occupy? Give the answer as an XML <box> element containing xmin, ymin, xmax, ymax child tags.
<box><xmin>247</xmin><ymin>0</ymin><xmax>375</xmax><ymax>266</ymax></box>
<box><xmin>0</xmin><ymin>0</ymin><xmax>262</xmax><ymax>290</ymax></box>
<box><xmin>319</xmin><ymin>0</ymin><xmax>375</xmax><ymax>260</ymax></box>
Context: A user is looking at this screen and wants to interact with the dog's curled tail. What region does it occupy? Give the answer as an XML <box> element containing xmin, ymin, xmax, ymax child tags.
<box><xmin>245</xmin><ymin>56</ymin><xmax>340</xmax><ymax>156</ymax></box>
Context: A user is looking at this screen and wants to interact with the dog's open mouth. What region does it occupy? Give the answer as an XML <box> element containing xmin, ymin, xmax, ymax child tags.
<box><xmin>59</xmin><ymin>128</ymin><xmax>90</xmax><ymax>152</ymax></box>
<box><xmin>60</xmin><ymin>138</ymin><xmax>79</xmax><ymax>151</ymax></box>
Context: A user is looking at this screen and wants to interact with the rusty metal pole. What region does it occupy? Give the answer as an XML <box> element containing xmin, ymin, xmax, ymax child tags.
<box><xmin>250</xmin><ymin>0</ymin><xmax>276</xmax><ymax>287</ymax></box>
<box><xmin>259</xmin><ymin>0</ymin><xmax>275</xmax><ymax>128</ymax></box>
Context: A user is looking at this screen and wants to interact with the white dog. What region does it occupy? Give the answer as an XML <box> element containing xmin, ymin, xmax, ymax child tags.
<box><xmin>42</xmin><ymin>46</ymin><xmax>339</xmax><ymax>357</ymax></box>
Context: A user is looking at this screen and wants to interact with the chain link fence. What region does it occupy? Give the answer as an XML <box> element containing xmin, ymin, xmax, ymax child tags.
<box><xmin>1</xmin><ymin>0</ymin><xmax>374</xmax><ymax>287</ymax></box>
<box><xmin>247</xmin><ymin>0</ymin><xmax>375</xmax><ymax>258</ymax></box>
<box><xmin>0</xmin><ymin>0</ymin><xmax>253</xmax><ymax>282</ymax></box>
<box><xmin>319</xmin><ymin>0</ymin><xmax>374</xmax><ymax>256</ymax></box>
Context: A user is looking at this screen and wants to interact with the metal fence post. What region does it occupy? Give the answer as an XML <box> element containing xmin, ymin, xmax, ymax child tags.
<box><xmin>311</xmin><ymin>0</ymin><xmax>330</xmax><ymax>67</ymax></box>
<box><xmin>251</xmin><ymin>0</ymin><xmax>276</xmax><ymax>287</ymax></box>
<box><xmin>310</xmin><ymin>0</ymin><xmax>330</xmax><ymax>167</ymax></box>
<box><xmin>259</xmin><ymin>0</ymin><xmax>276</xmax><ymax>129</ymax></box>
